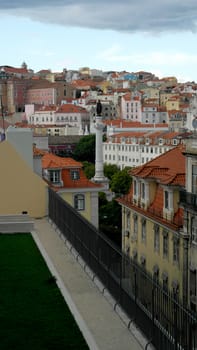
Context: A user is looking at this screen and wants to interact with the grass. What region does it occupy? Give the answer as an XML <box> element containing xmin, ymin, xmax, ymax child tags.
<box><xmin>0</xmin><ymin>233</ymin><xmax>89</xmax><ymax>350</ymax></box>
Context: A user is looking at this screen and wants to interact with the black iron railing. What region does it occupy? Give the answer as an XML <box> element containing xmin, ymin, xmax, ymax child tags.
<box><xmin>48</xmin><ymin>188</ymin><xmax>197</xmax><ymax>350</ymax></box>
<box><xmin>180</xmin><ymin>190</ymin><xmax>197</xmax><ymax>209</ymax></box>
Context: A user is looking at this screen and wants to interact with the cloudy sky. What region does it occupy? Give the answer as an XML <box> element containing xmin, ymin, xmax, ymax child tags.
<box><xmin>1</xmin><ymin>0</ymin><xmax>197</xmax><ymax>82</ymax></box>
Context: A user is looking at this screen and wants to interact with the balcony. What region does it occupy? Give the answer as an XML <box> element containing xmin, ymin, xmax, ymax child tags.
<box><xmin>180</xmin><ymin>190</ymin><xmax>197</xmax><ymax>210</ymax></box>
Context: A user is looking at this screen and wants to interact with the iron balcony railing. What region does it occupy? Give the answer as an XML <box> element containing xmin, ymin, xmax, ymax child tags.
<box><xmin>48</xmin><ymin>188</ymin><xmax>197</xmax><ymax>350</ymax></box>
<box><xmin>180</xmin><ymin>190</ymin><xmax>197</xmax><ymax>210</ymax></box>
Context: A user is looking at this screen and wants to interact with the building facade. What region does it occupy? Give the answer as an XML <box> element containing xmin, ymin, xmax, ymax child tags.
<box><xmin>42</xmin><ymin>153</ymin><xmax>102</xmax><ymax>228</ymax></box>
<box><xmin>118</xmin><ymin>146</ymin><xmax>188</xmax><ymax>301</ymax></box>
<box><xmin>180</xmin><ymin>135</ymin><xmax>197</xmax><ymax>310</ymax></box>
<box><xmin>103</xmin><ymin>130</ymin><xmax>186</xmax><ymax>169</ymax></box>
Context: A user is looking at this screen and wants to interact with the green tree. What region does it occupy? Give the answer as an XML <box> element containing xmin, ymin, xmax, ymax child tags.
<box><xmin>73</xmin><ymin>134</ymin><xmax>95</xmax><ymax>163</ymax></box>
<box><xmin>82</xmin><ymin>161</ymin><xmax>95</xmax><ymax>179</ymax></box>
<box><xmin>110</xmin><ymin>167</ymin><xmax>132</xmax><ymax>195</ymax></box>
<box><xmin>104</xmin><ymin>164</ymin><xmax>119</xmax><ymax>183</ymax></box>
<box><xmin>99</xmin><ymin>199</ymin><xmax>122</xmax><ymax>247</ymax></box>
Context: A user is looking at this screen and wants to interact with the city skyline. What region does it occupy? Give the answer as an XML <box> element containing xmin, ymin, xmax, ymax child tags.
<box><xmin>1</xmin><ymin>1</ymin><xmax>197</xmax><ymax>82</ymax></box>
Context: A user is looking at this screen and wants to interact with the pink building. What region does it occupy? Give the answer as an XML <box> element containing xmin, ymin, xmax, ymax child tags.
<box><xmin>121</xmin><ymin>93</ymin><xmax>142</xmax><ymax>121</ymax></box>
<box><xmin>26</xmin><ymin>85</ymin><xmax>57</xmax><ymax>106</ymax></box>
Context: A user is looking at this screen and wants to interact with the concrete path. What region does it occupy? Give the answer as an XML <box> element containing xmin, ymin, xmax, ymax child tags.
<box><xmin>33</xmin><ymin>218</ymin><xmax>153</xmax><ymax>350</ymax></box>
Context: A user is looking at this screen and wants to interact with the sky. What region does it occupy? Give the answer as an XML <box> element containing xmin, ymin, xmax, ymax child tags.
<box><xmin>1</xmin><ymin>0</ymin><xmax>197</xmax><ymax>82</ymax></box>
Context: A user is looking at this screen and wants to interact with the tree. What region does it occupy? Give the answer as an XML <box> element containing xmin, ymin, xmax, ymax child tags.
<box><xmin>110</xmin><ymin>167</ymin><xmax>132</xmax><ymax>195</ymax></box>
<box><xmin>82</xmin><ymin>161</ymin><xmax>95</xmax><ymax>179</ymax></box>
<box><xmin>99</xmin><ymin>198</ymin><xmax>122</xmax><ymax>247</ymax></box>
<box><xmin>104</xmin><ymin>164</ymin><xmax>119</xmax><ymax>184</ymax></box>
<box><xmin>73</xmin><ymin>134</ymin><xmax>95</xmax><ymax>163</ymax></box>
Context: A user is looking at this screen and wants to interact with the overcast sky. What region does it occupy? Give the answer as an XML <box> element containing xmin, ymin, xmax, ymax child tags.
<box><xmin>1</xmin><ymin>0</ymin><xmax>197</xmax><ymax>81</ymax></box>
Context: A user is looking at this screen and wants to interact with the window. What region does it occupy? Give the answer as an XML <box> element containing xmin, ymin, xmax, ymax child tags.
<box><xmin>164</xmin><ymin>191</ymin><xmax>169</xmax><ymax>209</ymax></box>
<box><xmin>133</xmin><ymin>180</ymin><xmax>137</xmax><ymax>196</ymax></box>
<box><xmin>163</xmin><ymin>230</ymin><xmax>168</xmax><ymax>258</ymax></box>
<box><xmin>141</xmin><ymin>219</ymin><xmax>146</xmax><ymax>242</ymax></box>
<box><xmin>74</xmin><ymin>194</ymin><xmax>85</xmax><ymax>211</ymax></box>
<box><xmin>49</xmin><ymin>170</ymin><xmax>60</xmax><ymax>183</ymax></box>
<box><xmin>126</xmin><ymin>211</ymin><xmax>130</xmax><ymax>229</ymax></box>
<box><xmin>71</xmin><ymin>170</ymin><xmax>80</xmax><ymax>180</ymax></box>
<box><xmin>192</xmin><ymin>217</ymin><xmax>197</xmax><ymax>243</ymax></box>
<box><xmin>173</xmin><ymin>238</ymin><xmax>179</xmax><ymax>263</ymax></box>
<box><xmin>192</xmin><ymin>165</ymin><xmax>197</xmax><ymax>194</ymax></box>
<box><xmin>133</xmin><ymin>215</ymin><xmax>138</xmax><ymax>234</ymax></box>
<box><xmin>154</xmin><ymin>225</ymin><xmax>160</xmax><ymax>252</ymax></box>
<box><xmin>141</xmin><ymin>182</ymin><xmax>145</xmax><ymax>199</ymax></box>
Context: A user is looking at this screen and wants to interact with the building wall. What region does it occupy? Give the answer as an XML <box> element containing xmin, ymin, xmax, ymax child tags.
<box><xmin>6</xmin><ymin>126</ymin><xmax>34</xmax><ymax>169</ymax></box>
<box><xmin>59</xmin><ymin>190</ymin><xmax>97</xmax><ymax>227</ymax></box>
<box><xmin>122</xmin><ymin>206</ymin><xmax>184</xmax><ymax>298</ymax></box>
<box><xmin>0</xmin><ymin>141</ymin><xmax>48</xmax><ymax>218</ymax></box>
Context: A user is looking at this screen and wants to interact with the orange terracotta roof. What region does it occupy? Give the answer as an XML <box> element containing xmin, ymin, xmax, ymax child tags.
<box><xmin>148</xmin><ymin>186</ymin><xmax>163</xmax><ymax>216</ymax></box>
<box><xmin>104</xmin><ymin>119</ymin><xmax>168</xmax><ymax>128</ymax></box>
<box><xmin>42</xmin><ymin>153</ymin><xmax>101</xmax><ymax>190</ymax></box>
<box><xmin>33</xmin><ymin>146</ymin><xmax>47</xmax><ymax>157</ymax></box>
<box><xmin>42</xmin><ymin>153</ymin><xmax>82</xmax><ymax>169</ymax></box>
<box><xmin>1</xmin><ymin>66</ymin><xmax>28</xmax><ymax>74</ymax></box>
<box><xmin>131</xmin><ymin>145</ymin><xmax>185</xmax><ymax>186</ymax></box>
<box><xmin>56</xmin><ymin>104</ymin><xmax>87</xmax><ymax>114</ymax></box>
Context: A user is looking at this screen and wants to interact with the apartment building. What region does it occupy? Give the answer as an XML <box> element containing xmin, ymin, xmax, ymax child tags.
<box><xmin>103</xmin><ymin>130</ymin><xmax>186</xmax><ymax>169</ymax></box>
<box><xmin>180</xmin><ymin>135</ymin><xmax>197</xmax><ymax>310</ymax></box>
<box><xmin>120</xmin><ymin>93</ymin><xmax>142</xmax><ymax>121</ymax></box>
<box><xmin>118</xmin><ymin>145</ymin><xmax>187</xmax><ymax>300</ymax></box>
<box><xmin>27</xmin><ymin>104</ymin><xmax>90</xmax><ymax>135</ymax></box>
<box><xmin>141</xmin><ymin>103</ymin><xmax>168</xmax><ymax>124</ymax></box>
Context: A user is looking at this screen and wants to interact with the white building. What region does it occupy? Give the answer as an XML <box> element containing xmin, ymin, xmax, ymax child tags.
<box><xmin>26</xmin><ymin>104</ymin><xmax>90</xmax><ymax>134</ymax></box>
<box><xmin>103</xmin><ymin>130</ymin><xmax>187</xmax><ymax>170</ymax></box>
<box><xmin>142</xmin><ymin>103</ymin><xmax>168</xmax><ymax>124</ymax></box>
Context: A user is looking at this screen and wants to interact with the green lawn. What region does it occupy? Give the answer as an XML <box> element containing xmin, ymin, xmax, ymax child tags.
<box><xmin>0</xmin><ymin>233</ymin><xmax>89</xmax><ymax>350</ymax></box>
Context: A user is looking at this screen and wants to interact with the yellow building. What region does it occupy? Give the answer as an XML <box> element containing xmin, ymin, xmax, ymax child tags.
<box><xmin>118</xmin><ymin>145</ymin><xmax>187</xmax><ymax>300</ymax></box>
<box><xmin>0</xmin><ymin>140</ymin><xmax>48</xmax><ymax>218</ymax></box>
<box><xmin>42</xmin><ymin>153</ymin><xmax>102</xmax><ymax>228</ymax></box>
<box><xmin>180</xmin><ymin>135</ymin><xmax>197</xmax><ymax>311</ymax></box>
<box><xmin>142</xmin><ymin>87</ymin><xmax>160</xmax><ymax>101</ymax></box>
<box><xmin>159</xmin><ymin>91</ymin><xmax>178</xmax><ymax>107</ymax></box>
<box><xmin>165</xmin><ymin>96</ymin><xmax>180</xmax><ymax>111</ymax></box>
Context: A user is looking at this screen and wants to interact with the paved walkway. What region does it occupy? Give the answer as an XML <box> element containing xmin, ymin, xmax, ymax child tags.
<box><xmin>33</xmin><ymin>218</ymin><xmax>152</xmax><ymax>350</ymax></box>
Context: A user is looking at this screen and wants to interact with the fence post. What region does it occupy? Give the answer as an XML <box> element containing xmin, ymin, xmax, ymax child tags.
<box><xmin>173</xmin><ymin>298</ymin><xmax>178</xmax><ymax>350</ymax></box>
<box><xmin>134</xmin><ymin>268</ymin><xmax>137</xmax><ymax>321</ymax></box>
<box><xmin>152</xmin><ymin>286</ymin><xmax>155</xmax><ymax>341</ymax></box>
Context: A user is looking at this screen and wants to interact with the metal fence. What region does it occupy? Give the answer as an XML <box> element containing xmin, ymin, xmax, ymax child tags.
<box><xmin>48</xmin><ymin>188</ymin><xmax>197</xmax><ymax>350</ymax></box>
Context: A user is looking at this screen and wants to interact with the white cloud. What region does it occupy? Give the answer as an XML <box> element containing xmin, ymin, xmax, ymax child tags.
<box><xmin>1</xmin><ymin>0</ymin><xmax>197</xmax><ymax>33</ymax></box>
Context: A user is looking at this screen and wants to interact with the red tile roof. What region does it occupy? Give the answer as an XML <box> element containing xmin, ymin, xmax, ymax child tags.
<box><xmin>56</xmin><ymin>104</ymin><xmax>87</xmax><ymax>114</ymax></box>
<box><xmin>104</xmin><ymin>119</ymin><xmax>168</xmax><ymax>128</ymax></box>
<box><xmin>42</xmin><ymin>153</ymin><xmax>82</xmax><ymax>169</ymax></box>
<box><xmin>131</xmin><ymin>145</ymin><xmax>185</xmax><ymax>186</ymax></box>
<box><xmin>42</xmin><ymin>153</ymin><xmax>101</xmax><ymax>190</ymax></box>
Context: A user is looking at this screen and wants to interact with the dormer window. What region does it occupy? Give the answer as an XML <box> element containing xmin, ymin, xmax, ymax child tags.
<box><xmin>159</xmin><ymin>138</ymin><xmax>163</xmax><ymax>145</ymax></box>
<box><xmin>141</xmin><ymin>182</ymin><xmax>145</xmax><ymax>199</ymax></box>
<box><xmin>173</xmin><ymin>139</ymin><xmax>178</xmax><ymax>145</ymax></box>
<box><xmin>164</xmin><ymin>190</ymin><xmax>169</xmax><ymax>209</ymax></box>
<box><xmin>71</xmin><ymin>169</ymin><xmax>80</xmax><ymax>180</ymax></box>
<box><xmin>49</xmin><ymin>170</ymin><xmax>60</xmax><ymax>184</ymax></box>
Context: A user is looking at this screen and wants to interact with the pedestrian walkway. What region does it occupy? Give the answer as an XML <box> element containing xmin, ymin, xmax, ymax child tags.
<box><xmin>33</xmin><ymin>218</ymin><xmax>153</xmax><ymax>350</ymax></box>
